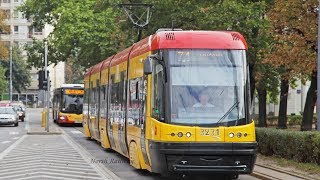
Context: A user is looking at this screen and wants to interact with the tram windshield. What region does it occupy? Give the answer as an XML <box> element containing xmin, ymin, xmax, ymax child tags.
<box><xmin>169</xmin><ymin>49</ymin><xmax>247</xmax><ymax>126</ymax></box>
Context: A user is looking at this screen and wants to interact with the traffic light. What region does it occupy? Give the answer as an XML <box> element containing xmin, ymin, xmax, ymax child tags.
<box><xmin>38</xmin><ymin>70</ymin><xmax>49</xmax><ymax>90</ymax></box>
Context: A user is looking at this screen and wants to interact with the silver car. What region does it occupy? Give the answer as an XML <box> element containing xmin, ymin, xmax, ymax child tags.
<box><xmin>0</xmin><ymin>107</ymin><xmax>19</xmax><ymax>126</ymax></box>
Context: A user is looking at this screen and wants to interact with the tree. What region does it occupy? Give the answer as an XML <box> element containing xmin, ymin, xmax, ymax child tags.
<box><xmin>0</xmin><ymin>9</ymin><xmax>10</xmax><ymax>95</ymax></box>
<box><xmin>21</xmin><ymin>0</ymin><xmax>280</xmax><ymax>126</ymax></box>
<box><xmin>65</xmin><ymin>58</ymin><xmax>85</xmax><ymax>84</ymax></box>
<box><xmin>0</xmin><ymin>46</ymin><xmax>31</xmax><ymax>93</ymax></box>
<box><xmin>0</xmin><ymin>66</ymin><xmax>8</xmax><ymax>94</ymax></box>
<box><xmin>20</xmin><ymin>0</ymin><xmax>126</xmax><ymax>68</ymax></box>
<box><xmin>141</xmin><ymin>0</ymin><xmax>277</xmax><ymax>126</ymax></box>
<box><xmin>266</xmin><ymin>0</ymin><xmax>317</xmax><ymax>131</ymax></box>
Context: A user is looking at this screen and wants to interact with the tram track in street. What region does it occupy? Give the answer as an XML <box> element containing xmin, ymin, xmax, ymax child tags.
<box><xmin>251</xmin><ymin>163</ymin><xmax>315</xmax><ymax>180</ymax></box>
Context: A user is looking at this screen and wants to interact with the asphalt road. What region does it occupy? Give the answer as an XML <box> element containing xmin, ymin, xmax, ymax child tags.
<box><xmin>0</xmin><ymin>109</ymin><xmax>28</xmax><ymax>153</ymax></box>
<box><xmin>60</xmin><ymin>122</ymin><xmax>259</xmax><ymax>179</ymax></box>
<box><xmin>0</xmin><ymin>108</ymin><xmax>259</xmax><ymax>180</ymax></box>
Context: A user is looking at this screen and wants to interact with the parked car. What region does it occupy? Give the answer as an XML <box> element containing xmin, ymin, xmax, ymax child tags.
<box><xmin>11</xmin><ymin>102</ymin><xmax>26</xmax><ymax>122</ymax></box>
<box><xmin>0</xmin><ymin>106</ymin><xmax>19</xmax><ymax>126</ymax></box>
<box><xmin>0</xmin><ymin>100</ymin><xmax>11</xmax><ymax>107</ymax></box>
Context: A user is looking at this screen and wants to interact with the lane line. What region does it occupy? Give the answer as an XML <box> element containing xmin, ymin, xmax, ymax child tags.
<box><xmin>1</xmin><ymin>141</ymin><xmax>11</xmax><ymax>144</ymax></box>
<box><xmin>0</xmin><ymin>135</ymin><xmax>26</xmax><ymax>160</ymax></box>
<box><xmin>25</xmin><ymin>114</ymin><xmax>30</xmax><ymax>130</ymax></box>
<box><xmin>71</xmin><ymin>130</ymin><xmax>82</xmax><ymax>134</ymax></box>
<box><xmin>12</xmin><ymin>137</ymin><xmax>20</xmax><ymax>140</ymax></box>
<box><xmin>9</xmin><ymin>132</ymin><xmax>19</xmax><ymax>135</ymax></box>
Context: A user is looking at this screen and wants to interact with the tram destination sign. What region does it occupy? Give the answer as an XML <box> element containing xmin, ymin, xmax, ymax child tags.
<box><xmin>64</xmin><ymin>89</ymin><xmax>84</xmax><ymax>95</ymax></box>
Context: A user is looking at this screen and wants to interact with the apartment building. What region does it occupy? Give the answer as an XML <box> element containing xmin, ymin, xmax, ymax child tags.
<box><xmin>253</xmin><ymin>80</ymin><xmax>311</xmax><ymax>116</ymax></box>
<box><xmin>0</xmin><ymin>0</ymin><xmax>65</xmax><ymax>106</ymax></box>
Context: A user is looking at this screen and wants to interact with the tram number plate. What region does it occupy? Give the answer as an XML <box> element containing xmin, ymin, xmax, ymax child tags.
<box><xmin>200</xmin><ymin>128</ymin><xmax>220</xmax><ymax>137</ymax></box>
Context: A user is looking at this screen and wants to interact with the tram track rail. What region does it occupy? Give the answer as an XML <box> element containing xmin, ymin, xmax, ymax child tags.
<box><xmin>251</xmin><ymin>163</ymin><xmax>316</xmax><ymax>180</ymax></box>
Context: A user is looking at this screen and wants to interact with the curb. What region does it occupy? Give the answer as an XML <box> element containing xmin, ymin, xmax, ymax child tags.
<box><xmin>251</xmin><ymin>171</ymin><xmax>279</xmax><ymax>180</ymax></box>
<box><xmin>26</xmin><ymin>121</ymin><xmax>63</xmax><ymax>135</ymax></box>
<box><xmin>27</xmin><ymin>131</ymin><xmax>62</xmax><ymax>135</ymax></box>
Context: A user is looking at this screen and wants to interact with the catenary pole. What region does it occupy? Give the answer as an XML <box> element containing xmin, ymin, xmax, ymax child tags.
<box><xmin>9</xmin><ymin>43</ymin><xmax>12</xmax><ymax>102</ymax></box>
<box><xmin>45</xmin><ymin>42</ymin><xmax>49</xmax><ymax>132</ymax></box>
<box><xmin>317</xmin><ymin>2</ymin><xmax>320</xmax><ymax>131</ymax></box>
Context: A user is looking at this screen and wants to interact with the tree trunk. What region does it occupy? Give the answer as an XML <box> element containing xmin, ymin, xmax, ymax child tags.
<box><xmin>249</xmin><ymin>63</ymin><xmax>255</xmax><ymax>103</ymax></box>
<box><xmin>301</xmin><ymin>71</ymin><xmax>317</xmax><ymax>131</ymax></box>
<box><xmin>257</xmin><ymin>86</ymin><xmax>267</xmax><ymax>127</ymax></box>
<box><xmin>277</xmin><ymin>78</ymin><xmax>289</xmax><ymax>129</ymax></box>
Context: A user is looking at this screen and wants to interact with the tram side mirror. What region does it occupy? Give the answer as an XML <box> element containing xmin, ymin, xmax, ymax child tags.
<box><xmin>143</xmin><ymin>56</ymin><xmax>153</xmax><ymax>75</ymax></box>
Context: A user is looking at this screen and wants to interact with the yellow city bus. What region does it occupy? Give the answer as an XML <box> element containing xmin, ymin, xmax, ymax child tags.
<box><xmin>52</xmin><ymin>84</ymin><xmax>84</xmax><ymax>125</ymax></box>
<box><xmin>83</xmin><ymin>30</ymin><xmax>257</xmax><ymax>179</ymax></box>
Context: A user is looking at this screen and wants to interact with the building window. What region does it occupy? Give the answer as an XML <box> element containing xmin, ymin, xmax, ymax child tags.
<box><xmin>14</xmin><ymin>26</ymin><xmax>18</xmax><ymax>34</ymax></box>
<box><xmin>33</xmin><ymin>27</ymin><xmax>43</xmax><ymax>35</ymax></box>
<box><xmin>13</xmin><ymin>10</ymin><xmax>19</xmax><ymax>19</ymax></box>
<box><xmin>1</xmin><ymin>0</ymin><xmax>11</xmax><ymax>3</ymax></box>
<box><xmin>14</xmin><ymin>0</ymin><xmax>19</xmax><ymax>2</ymax></box>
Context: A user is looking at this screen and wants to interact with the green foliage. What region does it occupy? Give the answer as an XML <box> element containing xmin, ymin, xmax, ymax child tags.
<box><xmin>0</xmin><ymin>46</ymin><xmax>31</xmax><ymax>93</ymax></box>
<box><xmin>288</xmin><ymin>115</ymin><xmax>302</xmax><ymax>126</ymax></box>
<box><xmin>256</xmin><ymin>128</ymin><xmax>320</xmax><ymax>165</ymax></box>
<box><xmin>0</xmin><ymin>66</ymin><xmax>8</xmax><ymax>94</ymax></box>
<box><xmin>20</xmin><ymin>0</ymin><xmax>124</xmax><ymax>68</ymax></box>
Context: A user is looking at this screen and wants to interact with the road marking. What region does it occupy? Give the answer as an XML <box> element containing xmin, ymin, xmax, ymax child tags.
<box><xmin>62</xmin><ymin>132</ymin><xmax>120</xmax><ymax>180</ymax></box>
<box><xmin>9</xmin><ymin>132</ymin><xmax>19</xmax><ymax>135</ymax></box>
<box><xmin>12</xmin><ymin>137</ymin><xmax>20</xmax><ymax>140</ymax></box>
<box><xmin>71</xmin><ymin>130</ymin><xmax>82</xmax><ymax>134</ymax></box>
<box><xmin>0</xmin><ymin>135</ymin><xmax>26</xmax><ymax>160</ymax></box>
<box><xmin>25</xmin><ymin>114</ymin><xmax>30</xmax><ymax>130</ymax></box>
<box><xmin>1</xmin><ymin>141</ymin><xmax>11</xmax><ymax>144</ymax></box>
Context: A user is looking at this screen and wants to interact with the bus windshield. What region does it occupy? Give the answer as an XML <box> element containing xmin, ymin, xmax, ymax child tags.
<box><xmin>62</xmin><ymin>94</ymin><xmax>84</xmax><ymax>114</ymax></box>
<box><xmin>169</xmin><ymin>49</ymin><xmax>247</xmax><ymax>126</ymax></box>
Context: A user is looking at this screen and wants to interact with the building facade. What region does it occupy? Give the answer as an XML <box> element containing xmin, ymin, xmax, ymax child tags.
<box><xmin>253</xmin><ymin>80</ymin><xmax>311</xmax><ymax>116</ymax></box>
<box><xmin>0</xmin><ymin>0</ymin><xmax>65</xmax><ymax>106</ymax></box>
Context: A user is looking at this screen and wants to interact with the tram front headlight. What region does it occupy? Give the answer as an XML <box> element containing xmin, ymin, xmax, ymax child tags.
<box><xmin>186</xmin><ymin>132</ymin><xmax>191</xmax><ymax>137</ymax></box>
<box><xmin>229</xmin><ymin>132</ymin><xmax>235</xmax><ymax>138</ymax></box>
<box><xmin>237</xmin><ymin>132</ymin><xmax>242</xmax><ymax>138</ymax></box>
<box><xmin>177</xmin><ymin>132</ymin><xmax>183</xmax><ymax>137</ymax></box>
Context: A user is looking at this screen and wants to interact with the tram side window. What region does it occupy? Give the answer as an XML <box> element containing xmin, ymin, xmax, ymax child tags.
<box><xmin>119</xmin><ymin>71</ymin><xmax>126</xmax><ymax>125</ymax></box>
<box><xmin>110</xmin><ymin>75</ymin><xmax>120</xmax><ymax>124</ymax></box>
<box><xmin>84</xmin><ymin>88</ymin><xmax>89</xmax><ymax>114</ymax></box>
<box><xmin>120</xmin><ymin>71</ymin><xmax>126</xmax><ymax>107</ymax></box>
<box><xmin>100</xmin><ymin>85</ymin><xmax>106</xmax><ymax>118</ymax></box>
<box><xmin>151</xmin><ymin>62</ymin><xmax>165</xmax><ymax>121</ymax></box>
<box><xmin>96</xmin><ymin>80</ymin><xmax>100</xmax><ymax>117</ymax></box>
<box><xmin>129</xmin><ymin>79</ymin><xmax>140</xmax><ymax>126</ymax></box>
<box><xmin>89</xmin><ymin>82</ymin><xmax>96</xmax><ymax>116</ymax></box>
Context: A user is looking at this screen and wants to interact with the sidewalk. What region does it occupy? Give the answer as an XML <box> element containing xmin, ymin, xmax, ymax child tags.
<box><xmin>0</xmin><ymin>109</ymin><xmax>120</xmax><ymax>180</ymax></box>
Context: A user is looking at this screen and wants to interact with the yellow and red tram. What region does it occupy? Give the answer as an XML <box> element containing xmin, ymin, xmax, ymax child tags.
<box><xmin>83</xmin><ymin>30</ymin><xmax>257</xmax><ymax>178</ymax></box>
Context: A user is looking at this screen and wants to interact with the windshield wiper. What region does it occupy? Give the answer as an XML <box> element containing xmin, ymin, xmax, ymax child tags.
<box><xmin>217</xmin><ymin>83</ymin><xmax>240</xmax><ymax>125</ymax></box>
<box><xmin>216</xmin><ymin>101</ymin><xmax>239</xmax><ymax>125</ymax></box>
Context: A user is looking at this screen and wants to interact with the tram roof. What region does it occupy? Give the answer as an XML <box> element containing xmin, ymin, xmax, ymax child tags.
<box><xmin>101</xmin><ymin>56</ymin><xmax>114</xmax><ymax>71</ymax></box>
<box><xmin>84</xmin><ymin>67</ymin><xmax>93</xmax><ymax>78</ymax></box>
<box><xmin>150</xmin><ymin>30</ymin><xmax>247</xmax><ymax>50</ymax></box>
<box><xmin>91</xmin><ymin>61</ymin><xmax>104</xmax><ymax>75</ymax></box>
<box><xmin>85</xmin><ymin>30</ymin><xmax>248</xmax><ymax>76</ymax></box>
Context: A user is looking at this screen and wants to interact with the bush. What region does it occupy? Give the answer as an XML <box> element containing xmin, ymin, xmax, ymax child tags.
<box><xmin>288</xmin><ymin>115</ymin><xmax>302</xmax><ymax>126</ymax></box>
<box><xmin>266</xmin><ymin>116</ymin><xmax>278</xmax><ymax>126</ymax></box>
<box><xmin>256</xmin><ymin>128</ymin><xmax>320</xmax><ymax>165</ymax></box>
